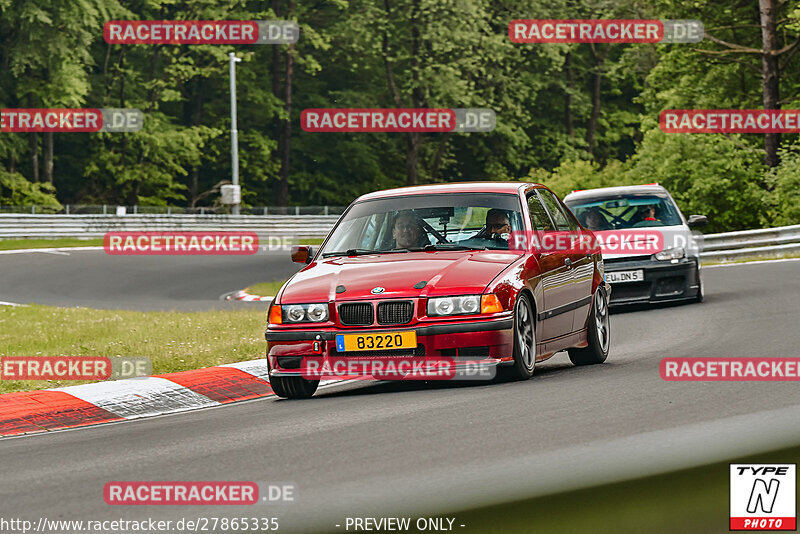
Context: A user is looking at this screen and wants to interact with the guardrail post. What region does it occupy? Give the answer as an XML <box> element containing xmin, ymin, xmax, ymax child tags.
<box><xmin>103</xmin><ymin>205</ymin><xmax>107</xmax><ymax>215</ymax></box>
<box><xmin>133</xmin><ymin>205</ymin><xmax>138</xmax><ymax>214</ymax></box>
<box><xmin>167</xmin><ymin>207</ymin><xmax>171</xmax><ymax>215</ymax></box>
<box><xmin>31</xmin><ymin>206</ymin><xmax>35</xmax><ymax>214</ymax></box>
<box><xmin>324</xmin><ymin>206</ymin><xmax>329</xmax><ymax>215</ymax></box>
<box><xmin>65</xmin><ymin>205</ymin><xmax>70</xmax><ymax>215</ymax></box>
<box><xmin>200</xmin><ymin>208</ymin><xmax>205</xmax><ymax>215</ymax></box>
<box><xmin>295</xmin><ymin>206</ymin><xmax>300</xmax><ymax>215</ymax></box>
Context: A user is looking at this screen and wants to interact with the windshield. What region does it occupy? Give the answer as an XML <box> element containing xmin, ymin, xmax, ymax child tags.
<box><xmin>320</xmin><ymin>192</ymin><xmax>524</xmax><ymax>256</ymax></box>
<box><xmin>564</xmin><ymin>193</ymin><xmax>684</xmax><ymax>230</ymax></box>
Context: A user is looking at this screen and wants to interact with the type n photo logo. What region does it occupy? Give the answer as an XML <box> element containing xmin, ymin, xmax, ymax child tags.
<box><xmin>730</xmin><ymin>464</ymin><xmax>796</xmax><ymax>530</ymax></box>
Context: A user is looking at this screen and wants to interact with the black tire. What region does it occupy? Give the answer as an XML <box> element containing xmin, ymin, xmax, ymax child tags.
<box><xmin>568</xmin><ymin>286</ymin><xmax>610</xmax><ymax>366</ymax></box>
<box><xmin>694</xmin><ymin>269</ymin><xmax>704</xmax><ymax>303</ymax></box>
<box><xmin>498</xmin><ymin>292</ymin><xmax>536</xmax><ymax>381</ymax></box>
<box><xmin>268</xmin><ymin>363</ymin><xmax>319</xmax><ymax>399</ymax></box>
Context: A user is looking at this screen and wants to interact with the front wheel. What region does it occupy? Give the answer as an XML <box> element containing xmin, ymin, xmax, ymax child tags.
<box><xmin>568</xmin><ymin>286</ymin><xmax>610</xmax><ymax>366</ymax></box>
<box><xmin>693</xmin><ymin>269</ymin><xmax>704</xmax><ymax>303</ymax></box>
<box><xmin>269</xmin><ymin>372</ymin><xmax>319</xmax><ymax>399</ymax></box>
<box><xmin>498</xmin><ymin>293</ymin><xmax>536</xmax><ymax>381</ymax></box>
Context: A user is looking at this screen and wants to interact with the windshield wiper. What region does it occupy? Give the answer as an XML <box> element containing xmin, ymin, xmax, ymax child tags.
<box><xmin>419</xmin><ymin>244</ymin><xmax>487</xmax><ymax>251</ymax></box>
<box><xmin>321</xmin><ymin>248</ymin><xmax>409</xmax><ymax>258</ymax></box>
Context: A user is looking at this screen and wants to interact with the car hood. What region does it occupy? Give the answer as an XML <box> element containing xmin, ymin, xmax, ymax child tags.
<box><xmin>600</xmin><ymin>225</ymin><xmax>700</xmax><ymax>260</ymax></box>
<box><xmin>278</xmin><ymin>250</ymin><xmax>521</xmax><ymax>303</ymax></box>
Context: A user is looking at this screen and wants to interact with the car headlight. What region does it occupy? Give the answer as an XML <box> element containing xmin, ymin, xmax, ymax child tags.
<box><xmin>654</xmin><ymin>247</ymin><xmax>685</xmax><ymax>261</ymax></box>
<box><xmin>277</xmin><ymin>303</ymin><xmax>329</xmax><ymax>323</ymax></box>
<box><xmin>427</xmin><ymin>294</ymin><xmax>503</xmax><ymax>316</ymax></box>
<box><xmin>428</xmin><ymin>295</ymin><xmax>480</xmax><ymax>316</ymax></box>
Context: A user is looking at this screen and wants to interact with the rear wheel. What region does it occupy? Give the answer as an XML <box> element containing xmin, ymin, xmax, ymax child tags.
<box><xmin>498</xmin><ymin>293</ymin><xmax>536</xmax><ymax>381</ymax></box>
<box><xmin>568</xmin><ymin>286</ymin><xmax>610</xmax><ymax>366</ymax></box>
<box><xmin>268</xmin><ymin>363</ymin><xmax>319</xmax><ymax>399</ymax></box>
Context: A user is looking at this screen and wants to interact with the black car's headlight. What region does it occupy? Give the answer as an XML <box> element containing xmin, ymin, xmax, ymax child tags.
<box><xmin>280</xmin><ymin>303</ymin><xmax>329</xmax><ymax>323</ymax></box>
<box><xmin>654</xmin><ymin>247</ymin><xmax>685</xmax><ymax>261</ymax></box>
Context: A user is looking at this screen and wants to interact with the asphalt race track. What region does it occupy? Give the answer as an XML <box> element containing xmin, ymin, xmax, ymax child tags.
<box><xmin>1</xmin><ymin>258</ymin><xmax>800</xmax><ymax>532</ymax></box>
<box><xmin>0</xmin><ymin>249</ymin><xmax>302</xmax><ymax>310</ymax></box>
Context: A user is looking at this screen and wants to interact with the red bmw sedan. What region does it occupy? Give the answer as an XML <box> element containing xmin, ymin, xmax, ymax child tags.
<box><xmin>266</xmin><ymin>182</ymin><xmax>611</xmax><ymax>398</ymax></box>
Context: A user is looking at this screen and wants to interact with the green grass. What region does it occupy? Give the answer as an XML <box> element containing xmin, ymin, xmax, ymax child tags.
<box><xmin>453</xmin><ymin>444</ymin><xmax>800</xmax><ymax>534</ymax></box>
<box><xmin>0</xmin><ymin>304</ymin><xmax>268</xmax><ymax>394</ymax></box>
<box><xmin>245</xmin><ymin>280</ymin><xmax>287</xmax><ymax>297</ymax></box>
<box><xmin>0</xmin><ymin>238</ymin><xmax>104</xmax><ymax>251</ymax></box>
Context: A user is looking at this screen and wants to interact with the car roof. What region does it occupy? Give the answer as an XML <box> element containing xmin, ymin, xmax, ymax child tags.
<box><xmin>563</xmin><ymin>184</ymin><xmax>668</xmax><ymax>202</ymax></box>
<box><xmin>355</xmin><ymin>181</ymin><xmax>539</xmax><ymax>201</ymax></box>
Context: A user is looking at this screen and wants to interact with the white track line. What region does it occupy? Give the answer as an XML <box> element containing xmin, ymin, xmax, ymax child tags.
<box><xmin>703</xmin><ymin>257</ymin><xmax>800</xmax><ymax>269</ymax></box>
<box><xmin>0</xmin><ymin>246</ymin><xmax>103</xmax><ymax>255</ymax></box>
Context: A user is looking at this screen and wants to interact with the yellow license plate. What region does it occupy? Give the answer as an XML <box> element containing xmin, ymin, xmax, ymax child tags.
<box><xmin>336</xmin><ymin>332</ymin><xmax>417</xmax><ymax>352</ymax></box>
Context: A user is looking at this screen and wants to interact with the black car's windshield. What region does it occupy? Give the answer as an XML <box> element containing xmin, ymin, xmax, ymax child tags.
<box><xmin>320</xmin><ymin>192</ymin><xmax>524</xmax><ymax>256</ymax></box>
<box><xmin>565</xmin><ymin>193</ymin><xmax>683</xmax><ymax>230</ymax></box>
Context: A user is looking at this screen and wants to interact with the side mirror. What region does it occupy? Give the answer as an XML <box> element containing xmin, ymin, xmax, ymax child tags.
<box><xmin>291</xmin><ymin>245</ymin><xmax>313</xmax><ymax>264</ymax></box>
<box><xmin>687</xmin><ymin>215</ymin><xmax>708</xmax><ymax>228</ymax></box>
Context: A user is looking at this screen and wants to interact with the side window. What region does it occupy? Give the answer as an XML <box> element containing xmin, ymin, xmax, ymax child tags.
<box><xmin>537</xmin><ymin>190</ymin><xmax>573</xmax><ymax>231</ymax></box>
<box><xmin>526</xmin><ymin>192</ymin><xmax>556</xmax><ymax>231</ymax></box>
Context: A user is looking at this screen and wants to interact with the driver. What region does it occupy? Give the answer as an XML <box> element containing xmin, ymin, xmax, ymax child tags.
<box><xmin>391</xmin><ymin>211</ymin><xmax>430</xmax><ymax>249</ymax></box>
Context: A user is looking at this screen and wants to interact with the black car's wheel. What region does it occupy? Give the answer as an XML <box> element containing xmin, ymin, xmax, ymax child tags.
<box><xmin>694</xmin><ymin>269</ymin><xmax>704</xmax><ymax>303</ymax></box>
<box><xmin>568</xmin><ymin>286</ymin><xmax>610</xmax><ymax>366</ymax></box>
<box><xmin>268</xmin><ymin>363</ymin><xmax>319</xmax><ymax>399</ymax></box>
<box><xmin>498</xmin><ymin>292</ymin><xmax>536</xmax><ymax>381</ymax></box>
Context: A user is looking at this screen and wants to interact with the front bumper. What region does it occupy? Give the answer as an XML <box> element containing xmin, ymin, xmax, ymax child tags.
<box><xmin>266</xmin><ymin>317</ymin><xmax>514</xmax><ymax>378</ymax></box>
<box><xmin>604</xmin><ymin>256</ymin><xmax>700</xmax><ymax>306</ymax></box>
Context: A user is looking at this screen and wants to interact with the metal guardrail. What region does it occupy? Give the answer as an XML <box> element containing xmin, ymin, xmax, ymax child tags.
<box><xmin>0</xmin><ymin>214</ymin><xmax>797</xmax><ymax>261</ymax></box>
<box><xmin>699</xmin><ymin>224</ymin><xmax>800</xmax><ymax>262</ymax></box>
<box><xmin>0</xmin><ymin>214</ymin><xmax>341</xmax><ymax>239</ymax></box>
<box><xmin>0</xmin><ymin>205</ymin><xmax>347</xmax><ymax>216</ymax></box>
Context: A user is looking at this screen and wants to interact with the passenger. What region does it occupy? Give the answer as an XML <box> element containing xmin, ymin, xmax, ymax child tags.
<box><xmin>632</xmin><ymin>205</ymin><xmax>662</xmax><ymax>227</ymax></box>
